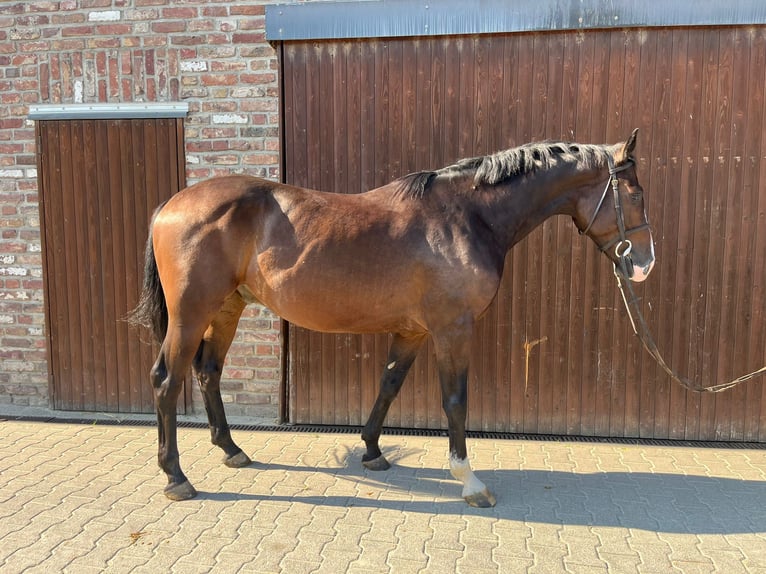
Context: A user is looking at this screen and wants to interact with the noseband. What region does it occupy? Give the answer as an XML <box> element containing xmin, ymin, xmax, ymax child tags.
<box><xmin>579</xmin><ymin>157</ymin><xmax>651</xmax><ymax>271</ymax></box>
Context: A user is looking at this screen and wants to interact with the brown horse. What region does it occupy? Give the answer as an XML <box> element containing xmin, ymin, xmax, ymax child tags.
<box><xmin>130</xmin><ymin>130</ymin><xmax>654</xmax><ymax>507</ymax></box>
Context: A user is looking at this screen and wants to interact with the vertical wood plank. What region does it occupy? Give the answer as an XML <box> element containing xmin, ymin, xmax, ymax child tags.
<box><xmin>723</xmin><ymin>29</ymin><xmax>751</xmax><ymax>441</ymax></box>
<box><xmin>743</xmin><ymin>29</ymin><xmax>766</xmax><ymax>441</ymax></box>
<box><xmin>568</xmin><ymin>32</ymin><xmax>592</xmax><ymax>435</ymax></box>
<box><xmin>679</xmin><ymin>30</ymin><xmax>705</xmax><ymax>440</ymax></box>
<box><xmin>635</xmin><ymin>29</ymin><xmax>660</xmax><ymax>438</ymax></box>
<box><xmin>620</xmin><ymin>29</ymin><xmax>643</xmax><ymax>437</ymax></box>
<box><xmin>578</xmin><ymin>30</ymin><xmax>602</xmax><ymax>437</ymax></box>
<box><xmin>691</xmin><ymin>29</ymin><xmax>720</xmax><ymax>440</ymax></box>
<box><xmin>665</xmin><ymin>29</ymin><xmax>690</xmax><ymax>439</ymax></box>
<box><xmin>707</xmin><ymin>29</ymin><xmax>734</xmax><ymax>440</ymax></box>
<box><xmin>605</xmin><ymin>30</ymin><xmax>627</xmax><ymax>437</ymax></box>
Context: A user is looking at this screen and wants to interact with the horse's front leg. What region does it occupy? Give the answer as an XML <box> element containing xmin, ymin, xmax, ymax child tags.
<box><xmin>361</xmin><ymin>333</ymin><xmax>426</xmax><ymax>470</ymax></box>
<box><xmin>434</xmin><ymin>327</ymin><xmax>496</xmax><ymax>508</ymax></box>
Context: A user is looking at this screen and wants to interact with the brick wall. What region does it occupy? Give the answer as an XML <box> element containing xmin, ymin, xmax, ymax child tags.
<box><xmin>0</xmin><ymin>0</ymin><xmax>288</xmax><ymax>418</ymax></box>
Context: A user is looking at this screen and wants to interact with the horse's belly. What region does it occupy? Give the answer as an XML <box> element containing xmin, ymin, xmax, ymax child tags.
<box><xmin>245</xmin><ymin>279</ymin><xmax>421</xmax><ymax>335</ymax></box>
<box><xmin>289</xmin><ymin>291</ymin><xmax>418</xmax><ymax>334</ymax></box>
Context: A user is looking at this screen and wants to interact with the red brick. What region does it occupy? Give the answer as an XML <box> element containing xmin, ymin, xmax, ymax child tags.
<box><xmin>11</xmin><ymin>54</ymin><xmax>37</xmax><ymax>66</ymax></box>
<box><xmin>62</xmin><ymin>25</ymin><xmax>96</xmax><ymax>37</ymax></box>
<box><xmin>95</xmin><ymin>51</ymin><xmax>106</xmax><ymax>75</ymax></box>
<box><xmin>0</xmin><ymin>119</ymin><xmax>23</xmax><ymax>129</ymax></box>
<box><xmin>186</xmin><ymin>141</ymin><xmax>212</xmax><ymax>152</ymax></box>
<box><xmin>144</xmin><ymin>48</ymin><xmax>155</xmax><ymax>75</ymax></box>
<box><xmin>145</xmin><ymin>76</ymin><xmax>155</xmax><ymax>101</ymax></box>
<box><xmin>169</xmin><ymin>77</ymin><xmax>179</xmax><ymax>99</ymax></box>
<box><xmin>162</xmin><ymin>7</ymin><xmax>198</xmax><ymax>19</ymax></box>
<box><xmin>1</xmin><ymin>94</ymin><xmax>21</xmax><ymax>105</ymax></box>
<box><xmin>200</xmin><ymin>74</ymin><xmax>238</xmax><ymax>86</ymax></box>
<box><xmin>230</xmin><ymin>6</ymin><xmax>265</xmax><ymax>16</ymax></box>
<box><xmin>52</xmin><ymin>13</ymin><xmax>86</xmax><ymax>24</ymax></box>
<box><xmin>71</xmin><ymin>51</ymin><xmax>82</xmax><ymax>77</ymax></box>
<box><xmin>0</xmin><ymin>144</ymin><xmax>23</xmax><ymax>154</ymax></box>
<box><xmin>96</xmin><ymin>24</ymin><xmax>132</xmax><ymax>36</ymax></box>
<box><xmin>152</xmin><ymin>20</ymin><xmax>186</xmax><ymax>33</ymax></box>
<box><xmin>120</xmin><ymin>51</ymin><xmax>131</xmax><ymax>74</ymax></box>
<box><xmin>202</xmin><ymin>6</ymin><xmax>228</xmax><ymax>17</ymax></box>
<box><xmin>143</xmin><ymin>36</ymin><xmax>168</xmax><ymax>47</ymax></box>
<box><xmin>108</xmin><ymin>54</ymin><xmax>119</xmax><ymax>98</ymax></box>
<box><xmin>210</xmin><ymin>60</ymin><xmax>247</xmax><ymax>72</ymax></box>
<box><xmin>241</xmin><ymin>72</ymin><xmax>277</xmax><ymax>85</ymax></box>
<box><xmin>239</xmin><ymin>18</ymin><xmax>266</xmax><ymax>31</ymax></box>
<box><xmin>188</xmin><ymin>20</ymin><xmax>215</xmax><ymax>33</ymax></box>
<box><xmin>187</xmin><ymin>168</ymin><xmax>211</xmax><ymax>180</ymax></box>
<box><xmin>240</xmin><ymin>99</ymin><xmax>277</xmax><ymax>113</ymax></box>
<box><xmin>52</xmin><ymin>39</ymin><xmax>87</xmax><ymax>50</ymax></box>
<box><xmin>121</xmin><ymin>77</ymin><xmax>132</xmax><ymax>99</ymax></box>
<box><xmin>17</xmin><ymin>41</ymin><xmax>48</xmax><ymax>52</ymax></box>
<box><xmin>27</xmin><ymin>2</ymin><xmax>58</xmax><ymax>12</ymax></box>
<box><xmin>235</xmin><ymin>393</ymin><xmax>270</xmax><ymax>405</ymax></box>
<box><xmin>232</xmin><ymin>33</ymin><xmax>265</xmax><ymax>44</ymax></box>
<box><xmin>16</xmin><ymin>15</ymin><xmax>50</xmax><ymax>26</ymax></box>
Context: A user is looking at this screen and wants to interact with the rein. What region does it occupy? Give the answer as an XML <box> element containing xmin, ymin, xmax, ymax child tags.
<box><xmin>613</xmin><ymin>264</ymin><xmax>766</xmax><ymax>393</ymax></box>
<box><xmin>596</xmin><ymin>159</ymin><xmax>766</xmax><ymax>393</ymax></box>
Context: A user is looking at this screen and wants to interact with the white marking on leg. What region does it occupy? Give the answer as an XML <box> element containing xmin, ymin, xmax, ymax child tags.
<box><xmin>449</xmin><ymin>454</ymin><xmax>486</xmax><ymax>498</ymax></box>
<box><xmin>387</xmin><ymin>361</ymin><xmax>396</xmax><ymax>370</ymax></box>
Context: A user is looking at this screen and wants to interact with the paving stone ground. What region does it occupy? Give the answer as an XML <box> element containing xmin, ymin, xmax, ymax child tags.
<box><xmin>2</xmin><ymin>417</ymin><xmax>766</xmax><ymax>573</ymax></box>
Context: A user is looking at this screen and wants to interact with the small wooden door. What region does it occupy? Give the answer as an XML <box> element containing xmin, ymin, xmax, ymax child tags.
<box><xmin>36</xmin><ymin>118</ymin><xmax>187</xmax><ymax>413</ymax></box>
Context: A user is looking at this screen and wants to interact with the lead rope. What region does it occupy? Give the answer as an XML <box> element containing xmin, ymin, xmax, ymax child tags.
<box><xmin>613</xmin><ymin>261</ymin><xmax>766</xmax><ymax>393</ymax></box>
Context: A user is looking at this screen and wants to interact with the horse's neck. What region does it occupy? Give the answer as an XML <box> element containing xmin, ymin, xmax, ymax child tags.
<box><xmin>481</xmin><ymin>164</ymin><xmax>603</xmax><ymax>251</ymax></box>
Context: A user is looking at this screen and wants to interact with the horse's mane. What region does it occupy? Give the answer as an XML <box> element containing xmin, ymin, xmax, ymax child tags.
<box><xmin>394</xmin><ymin>141</ymin><xmax>617</xmax><ymax>199</ymax></box>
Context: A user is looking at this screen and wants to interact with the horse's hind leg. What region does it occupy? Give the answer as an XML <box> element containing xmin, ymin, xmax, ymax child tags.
<box><xmin>152</xmin><ymin>321</ymin><xmax>209</xmax><ymax>501</ymax></box>
<box><xmin>192</xmin><ymin>292</ymin><xmax>251</xmax><ymax>468</ymax></box>
<box><xmin>361</xmin><ymin>333</ymin><xmax>425</xmax><ymax>470</ymax></box>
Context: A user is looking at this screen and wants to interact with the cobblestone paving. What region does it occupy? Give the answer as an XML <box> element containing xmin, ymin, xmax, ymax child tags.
<box><xmin>2</xmin><ymin>420</ymin><xmax>766</xmax><ymax>573</ymax></box>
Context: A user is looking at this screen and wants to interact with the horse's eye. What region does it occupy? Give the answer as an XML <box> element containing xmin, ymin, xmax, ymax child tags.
<box><xmin>629</xmin><ymin>192</ymin><xmax>643</xmax><ymax>204</ymax></box>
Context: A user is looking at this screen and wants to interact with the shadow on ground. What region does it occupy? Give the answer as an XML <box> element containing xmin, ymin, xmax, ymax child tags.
<box><xmin>189</xmin><ymin>444</ymin><xmax>766</xmax><ymax>535</ymax></box>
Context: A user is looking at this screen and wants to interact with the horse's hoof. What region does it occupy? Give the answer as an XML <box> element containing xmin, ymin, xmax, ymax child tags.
<box><xmin>164</xmin><ymin>480</ymin><xmax>197</xmax><ymax>501</ymax></box>
<box><xmin>464</xmin><ymin>488</ymin><xmax>497</xmax><ymax>508</ymax></box>
<box><xmin>362</xmin><ymin>455</ymin><xmax>391</xmax><ymax>471</ymax></box>
<box><xmin>224</xmin><ymin>451</ymin><xmax>252</xmax><ymax>468</ymax></box>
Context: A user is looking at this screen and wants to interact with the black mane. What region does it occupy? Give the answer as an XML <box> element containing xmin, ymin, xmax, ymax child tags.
<box><xmin>394</xmin><ymin>141</ymin><xmax>617</xmax><ymax>199</ymax></box>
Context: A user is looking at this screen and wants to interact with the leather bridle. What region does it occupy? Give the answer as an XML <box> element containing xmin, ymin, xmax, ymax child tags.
<box><xmin>579</xmin><ymin>157</ymin><xmax>651</xmax><ymax>276</ymax></box>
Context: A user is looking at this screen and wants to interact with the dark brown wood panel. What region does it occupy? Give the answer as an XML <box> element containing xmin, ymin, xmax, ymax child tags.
<box><xmin>36</xmin><ymin>118</ymin><xmax>187</xmax><ymax>413</ymax></box>
<box><xmin>283</xmin><ymin>27</ymin><xmax>766</xmax><ymax>440</ymax></box>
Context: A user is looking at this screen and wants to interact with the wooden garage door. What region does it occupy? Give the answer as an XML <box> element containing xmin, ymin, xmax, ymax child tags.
<box><xmin>282</xmin><ymin>28</ymin><xmax>766</xmax><ymax>440</ymax></box>
<box><xmin>36</xmin><ymin>118</ymin><xmax>187</xmax><ymax>413</ymax></box>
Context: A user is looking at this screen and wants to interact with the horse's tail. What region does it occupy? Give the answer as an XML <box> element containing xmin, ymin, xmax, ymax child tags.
<box><xmin>128</xmin><ymin>202</ymin><xmax>169</xmax><ymax>343</ymax></box>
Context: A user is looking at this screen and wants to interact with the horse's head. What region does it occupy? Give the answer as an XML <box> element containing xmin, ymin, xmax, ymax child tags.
<box><xmin>576</xmin><ymin>129</ymin><xmax>655</xmax><ymax>282</ymax></box>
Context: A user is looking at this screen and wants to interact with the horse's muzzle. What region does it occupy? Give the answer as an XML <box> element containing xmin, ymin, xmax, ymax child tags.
<box><xmin>629</xmin><ymin>258</ymin><xmax>655</xmax><ymax>283</ymax></box>
<box><xmin>614</xmin><ymin>237</ymin><xmax>655</xmax><ymax>283</ymax></box>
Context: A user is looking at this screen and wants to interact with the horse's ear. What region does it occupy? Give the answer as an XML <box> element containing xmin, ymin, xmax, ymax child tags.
<box><xmin>617</xmin><ymin>128</ymin><xmax>639</xmax><ymax>163</ymax></box>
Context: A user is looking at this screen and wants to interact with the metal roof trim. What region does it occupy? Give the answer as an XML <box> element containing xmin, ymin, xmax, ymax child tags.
<box><xmin>266</xmin><ymin>0</ymin><xmax>766</xmax><ymax>41</ymax></box>
<box><xmin>28</xmin><ymin>103</ymin><xmax>189</xmax><ymax>120</ymax></box>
